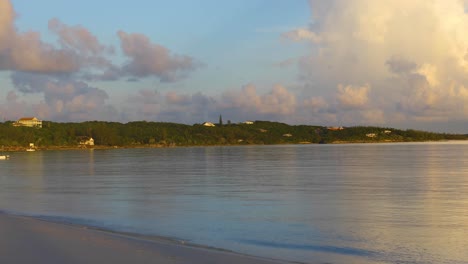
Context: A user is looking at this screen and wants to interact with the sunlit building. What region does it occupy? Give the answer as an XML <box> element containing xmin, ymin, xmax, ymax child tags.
<box><xmin>202</xmin><ymin>122</ymin><xmax>216</xmax><ymax>127</ymax></box>
<box><xmin>79</xmin><ymin>137</ymin><xmax>95</xmax><ymax>146</ymax></box>
<box><xmin>13</xmin><ymin>117</ymin><xmax>43</xmax><ymax>128</ymax></box>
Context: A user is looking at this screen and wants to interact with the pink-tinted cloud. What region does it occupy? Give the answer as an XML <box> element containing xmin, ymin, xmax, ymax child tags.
<box><xmin>221</xmin><ymin>84</ymin><xmax>297</xmax><ymax>116</ymax></box>
<box><xmin>49</xmin><ymin>18</ymin><xmax>112</xmax><ymax>56</ymax></box>
<box><xmin>0</xmin><ymin>1</ymin><xmax>80</xmax><ymax>73</ymax></box>
<box><xmin>128</xmin><ymin>85</ymin><xmax>300</xmax><ymax>124</ymax></box>
<box><xmin>0</xmin><ymin>0</ymin><xmax>198</xmax><ymax>82</ymax></box>
<box><xmin>0</xmin><ymin>0</ymin><xmax>15</xmax><ymax>51</ymax></box>
<box><xmin>0</xmin><ymin>0</ymin><xmax>202</xmax><ymax>122</ymax></box>
<box><xmin>10</xmin><ymin>72</ymin><xmax>116</xmax><ymax>121</ymax></box>
<box><xmin>123</xmin><ymin>89</ymin><xmax>216</xmax><ymax>123</ymax></box>
<box><xmin>336</xmin><ymin>84</ymin><xmax>370</xmax><ymax>110</ymax></box>
<box><xmin>118</xmin><ymin>31</ymin><xmax>196</xmax><ymax>82</ymax></box>
<box><xmin>283</xmin><ymin>0</ymin><xmax>468</xmax><ymax>130</ymax></box>
<box><xmin>0</xmin><ymin>91</ymin><xmax>29</xmax><ymax>120</ymax></box>
<box><xmin>3</xmin><ymin>31</ymin><xmax>80</xmax><ymax>73</ymax></box>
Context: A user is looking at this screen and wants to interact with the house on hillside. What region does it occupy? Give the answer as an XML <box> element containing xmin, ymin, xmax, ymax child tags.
<box><xmin>327</xmin><ymin>126</ymin><xmax>344</xmax><ymax>131</ymax></box>
<box><xmin>243</xmin><ymin>121</ymin><xmax>254</xmax><ymax>125</ymax></box>
<box><xmin>79</xmin><ymin>137</ymin><xmax>95</xmax><ymax>146</ymax></box>
<box><xmin>202</xmin><ymin>122</ymin><xmax>216</xmax><ymax>127</ymax></box>
<box><xmin>13</xmin><ymin>117</ymin><xmax>42</xmax><ymax>128</ymax></box>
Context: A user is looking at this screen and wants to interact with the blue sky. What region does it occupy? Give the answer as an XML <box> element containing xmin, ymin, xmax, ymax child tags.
<box><xmin>2</xmin><ymin>0</ymin><xmax>468</xmax><ymax>132</ymax></box>
<box><xmin>13</xmin><ymin>0</ymin><xmax>309</xmax><ymax>93</ymax></box>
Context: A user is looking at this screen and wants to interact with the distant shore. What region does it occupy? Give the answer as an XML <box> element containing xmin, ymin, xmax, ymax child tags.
<box><xmin>0</xmin><ymin>145</ymin><xmax>166</xmax><ymax>152</ymax></box>
<box><xmin>2</xmin><ymin>121</ymin><xmax>466</xmax><ymax>151</ymax></box>
<box><xmin>0</xmin><ymin>212</ymin><xmax>287</xmax><ymax>264</ymax></box>
<box><xmin>1</xmin><ymin>139</ymin><xmax>465</xmax><ymax>153</ymax></box>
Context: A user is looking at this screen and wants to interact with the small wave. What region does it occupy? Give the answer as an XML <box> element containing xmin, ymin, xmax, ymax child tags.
<box><xmin>238</xmin><ymin>239</ymin><xmax>377</xmax><ymax>257</ymax></box>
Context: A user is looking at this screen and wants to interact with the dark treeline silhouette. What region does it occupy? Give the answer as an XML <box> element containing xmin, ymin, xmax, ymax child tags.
<box><xmin>0</xmin><ymin>121</ymin><xmax>466</xmax><ymax>148</ymax></box>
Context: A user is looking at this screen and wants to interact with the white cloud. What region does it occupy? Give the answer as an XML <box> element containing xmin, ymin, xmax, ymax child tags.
<box><xmin>48</xmin><ymin>18</ymin><xmax>112</xmax><ymax>56</ymax></box>
<box><xmin>336</xmin><ymin>84</ymin><xmax>370</xmax><ymax>110</ymax></box>
<box><xmin>9</xmin><ymin>72</ymin><xmax>115</xmax><ymax>121</ymax></box>
<box><xmin>117</xmin><ymin>31</ymin><xmax>197</xmax><ymax>82</ymax></box>
<box><xmin>0</xmin><ymin>0</ymin><xmax>201</xmax><ymax>122</ymax></box>
<box><xmin>221</xmin><ymin>84</ymin><xmax>297</xmax><ymax>116</ymax></box>
<box><xmin>285</xmin><ymin>0</ymin><xmax>468</xmax><ymax>129</ymax></box>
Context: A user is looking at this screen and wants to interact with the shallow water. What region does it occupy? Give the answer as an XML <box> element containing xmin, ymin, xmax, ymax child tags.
<box><xmin>1</xmin><ymin>142</ymin><xmax>468</xmax><ymax>263</ymax></box>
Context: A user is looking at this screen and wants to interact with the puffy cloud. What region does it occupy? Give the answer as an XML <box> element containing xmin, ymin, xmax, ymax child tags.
<box><xmin>117</xmin><ymin>31</ymin><xmax>197</xmax><ymax>82</ymax></box>
<box><xmin>336</xmin><ymin>84</ymin><xmax>370</xmax><ymax>110</ymax></box>
<box><xmin>0</xmin><ymin>1</ymin><xmax>80</xmax><ymax>73</ymax></box>
<box><xmin>122</xmin><ymin>84</ymin><xmax>382</xmax><ymax>125</ymax></box>
<box><xmin>285</xmin><ymin>0</ymin><xmax>468</xmax><ymax>129</ymax></box>
<box><xmin>0</xmin><ymin>91</ymin><xmax>29</xmax><ymax>120</ymax></box>
<box><xmin>1</xmin><ymin>31</ymin><xmax>80</xmax><ymax>73</ymax></box>
<box><xmin>123</xmin><ymin>90</ymin><xmax>216</xmax><ymax>123</ymax></box>
<box><xmin>121</xmin><ymin>84</ymin><xmax>384</xmax><ymax>126</ymax></box>
<box><xmin>48</xmin><ymin>18</ymin><xmax>112</xmax><ymax>56</ymax></box>
<box><xmin>10</xmin><ymin>72</ymin><xmax>115</xmax><ymax>121</ymax></box>
<box><xmin>48</xmin><ymin>18</ymin><xmax>115</xmax><ymax>72</ymax></box>
<box><xmin>0</xmin><ymin>0</ymin><xmax>200</xmax><ymax>122</ymax></box>
<box><xmin>0</xmin><ymin>0</ymin><xmax>15</xmax><ymax>51</ymax></box>
<box><xmin>0</xmin><ymin>0</ymin><xmax>198</xmax><ymax>81</ymax></box>
<box><xmin>122</xmin><ymin>85</ymin><xmax>301</xmax><ymax>124</ymax></box>
<box><xmin>222</xmin><ymin>84</ymin><xmax>297</xmax><ymax>116</ymax></box>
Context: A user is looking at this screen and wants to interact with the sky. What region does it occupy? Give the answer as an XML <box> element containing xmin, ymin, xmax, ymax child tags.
<box><xmin>1</xmin><ymin>0</ymin><xmax>468</xmax><ymax>133</ymax></box>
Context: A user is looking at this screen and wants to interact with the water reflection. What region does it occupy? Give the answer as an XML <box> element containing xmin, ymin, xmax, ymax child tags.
<box><xmin>0</xmin><ymin>143</ymin><xmax>468</xmax><ymax>263</ymax></box>
<box><xmin>87</xmin><ymin>149</ymin><xmax>95</xmax><ymax>176</ymax></box>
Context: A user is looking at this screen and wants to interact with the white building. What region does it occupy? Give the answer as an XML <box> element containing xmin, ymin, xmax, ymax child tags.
<box><xmin>14</xmin><ymin>117</ymin><xmax>42</xmax><ymax>128</ymax></box>
<box><xmin>327</xmin><ymin>126</ymin><xmax>344</xmax><ymax>131</ymax></box>
<box><xmin>202</xmin><ymin>122</ymin><xmax>216</xmax><ymax>127</ymax></box>
<box><xmin>79</xmin><ymin>137</ymin><xmax>95</xmax><ymax>146</ymax></box>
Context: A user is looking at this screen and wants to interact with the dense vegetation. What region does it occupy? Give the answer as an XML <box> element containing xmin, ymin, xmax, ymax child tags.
<box><xmin>0</xmin><ymin>121</ymin><xmax>466</xmax><ymax>149</ymax></box>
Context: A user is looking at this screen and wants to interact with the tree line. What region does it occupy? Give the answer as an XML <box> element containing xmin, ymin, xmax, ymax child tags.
<box><xmin>0</xmin><ymin>121</ymin><xmax>466</xmax><ymax>148</ymax></box>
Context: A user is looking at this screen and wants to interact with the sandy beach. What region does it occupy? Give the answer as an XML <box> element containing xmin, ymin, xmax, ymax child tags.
<box><xmin>0</xmin><ymin>213</ymin><xmax>287</xmax><ymax>264</ymax></box>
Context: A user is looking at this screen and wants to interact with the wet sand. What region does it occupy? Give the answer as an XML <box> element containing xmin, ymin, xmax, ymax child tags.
<box><xmin>0</xmin><ymin>213</ymin><xmax>287</xmax><ymax>264</ymax></box>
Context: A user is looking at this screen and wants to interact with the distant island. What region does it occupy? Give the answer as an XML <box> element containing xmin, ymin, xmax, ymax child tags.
<box><xmin>1</xmin><ymin>120</ymin><xmax>467</xmax><ymax>151</ymax></box>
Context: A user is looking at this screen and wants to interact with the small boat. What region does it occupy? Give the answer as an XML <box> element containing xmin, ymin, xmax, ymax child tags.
<box><xmin>26</xmin><ymin>143</ymin><xmax>36</xmax><ymax>152</ymax></box>
<box><xmin>0</xmin><ymin>155</ymin><xmax>10</xmax><ymax>160</ymax></box>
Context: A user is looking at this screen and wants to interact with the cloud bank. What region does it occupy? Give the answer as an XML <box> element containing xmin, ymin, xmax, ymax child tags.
<box><xmin>282</xmin><ymin>0</ymin><xmax>468</xmax><ymax>130</ymax></box>
<box><xmin>0</xmin><ymin>0</ymin><xmax>202</xmax><ymax>121</ymax></box>
<box><xmin>0</xmin><ymin>1</ymin><xmax>79</xmax><ymax>73</ymax></box>
<box><xmin>0</xmin><ymin>0</ymin><xmax>197</xmax><ymax>78</ymax></box>
<box><xmin>118</xmin><ymin>31</ymin><xmax>196</xmax><ymax>82</ymax></box>
<box><xmin>9</xmin><ymin>72</ymin><xmax>115</xmax><ymax>121</ymax></box>
<box><xmin>3</xmin><ymin>0</ymin><xmax>468</xmax><ymax>132</ymax></box>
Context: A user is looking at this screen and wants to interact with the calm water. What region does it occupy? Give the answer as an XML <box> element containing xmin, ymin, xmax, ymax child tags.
<box><xmin>1</xmin><ymin>143</ymin><xmax>468</xmax><ymax>263</ymax></box>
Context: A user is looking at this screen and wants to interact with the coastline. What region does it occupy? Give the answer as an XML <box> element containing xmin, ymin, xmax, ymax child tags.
<box><xmin>1</xmin><ymin>139</ymin><xmax>465</xmax><ymax>153</ymax></box>
<box><xmin>0</xmin><ymin>212</ymin><xmax>289</xmax><ymax>264</ymax></box>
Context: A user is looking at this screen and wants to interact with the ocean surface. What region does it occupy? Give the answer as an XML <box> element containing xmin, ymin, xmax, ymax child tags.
<box><xmin>1</xmin><ymin>142</ymin><xmax>468</xmax><ymax>264</ymax></box>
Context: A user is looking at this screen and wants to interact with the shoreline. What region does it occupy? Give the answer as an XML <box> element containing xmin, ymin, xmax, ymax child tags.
<box><xmin>0</xmin><ymin>212</ymin><xmax>290</xmax><ymax>264</ymax></box>
<box><xmin>1</xmin><ymin>139</ymin><xmax>465</xmax><ymax>153</ymax></box>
